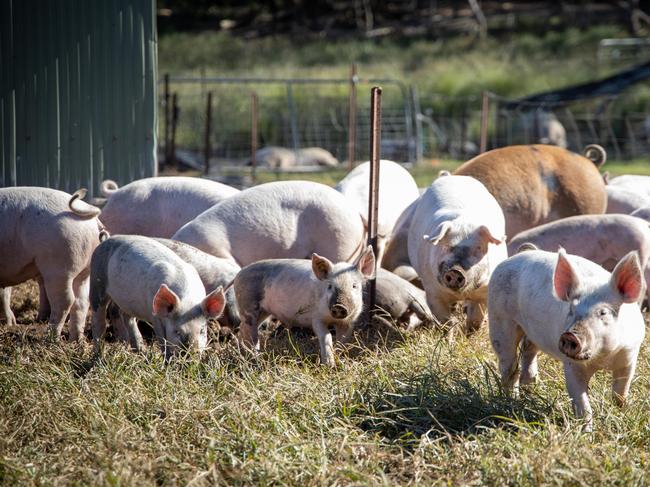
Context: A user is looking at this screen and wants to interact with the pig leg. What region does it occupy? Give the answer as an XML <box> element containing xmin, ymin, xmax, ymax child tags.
<box><xmin>0</xmin><ymin>287</ymin><xmax>16</xmax><ymax>326</ymax></box>
<box><xmin>563</xmin><ymin>362</ymin><xmax>594</xmax><ymax>431</ymax></box>
<box><xmin>426</xmin><ymin>293</ymin><xmax>452</xmax><ymax>330</ymax></box>
<box><xmin>42</xmin><ymin>274</ymin><xmax>75</xmax><ymax>340</ymax></box>
<box><xmin>519</xmin><ymin>337</ymin><xmax>539</xmax><ymax>386</ymax></box>
<box><xmin>489</xmin><ymin>318</ymin><xmax>523</xmax><ymax>393</ymax></box>
<box><xmin>238</xmin><ymin>311</ymin><xmax>261</xmax><ymax>352</ymax></box>
<box><xmin>67</xmin><ymin>273</ymin><xmax>90</xmax><ymax>341</ymax></box>
<box><xmin>611</xmin><ymin>359</ymin><xmax>638</xmax><ymax>407</ymax></box>
<box><xmin>126</xmin><ymin>317</ymin><xmax>144</xmax><ymax>351</ymax></box>
<box><xmin>644</xmin><ymin>267</ymin><xmax>650</xmax><ymax>309</ymax></box>
<box><xmin>313</xmin><ymin>319</ymin><xmax>335</xmax><ymax>367</ymax></box>
<box><xmin>36</xmin><ymin>276</ymin><xmax>51</xmax><ymax>322</ymax></box>
<box><xmin>464</xmin><ymin>300</ymin><xmax>486</xmax><ymax>335</ymax></box>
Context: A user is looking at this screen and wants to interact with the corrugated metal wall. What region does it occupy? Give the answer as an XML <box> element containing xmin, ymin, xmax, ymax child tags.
<box><xmin>0</xmin><ymin>0</ymin><xmax>157</xmax><ymax>197</ymax></box>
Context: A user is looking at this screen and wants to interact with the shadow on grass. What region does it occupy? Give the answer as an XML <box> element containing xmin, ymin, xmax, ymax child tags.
<box><xmin>352</xmin><ymin>362</ymin><xmax>559</xmax><ymax>444</ymax></box>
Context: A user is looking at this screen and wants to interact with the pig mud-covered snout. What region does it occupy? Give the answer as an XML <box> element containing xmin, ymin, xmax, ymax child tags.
<box><xmin>330</xmin><ymin>303</ymin><xmax>350</xmax><ymax>319</ymax></box>
<box><xmin>559</xmin><ymin>331</ymin><xmax>591</xmax><ymax>360</ymax></box>
<box><xmin>438</xmin><ymin>263</ymin><xmax>467</xmax><ymax>291</ymax></box>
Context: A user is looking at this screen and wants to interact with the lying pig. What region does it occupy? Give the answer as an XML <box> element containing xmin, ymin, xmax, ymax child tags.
<box><xmin>488</xmin><ymin>248</ymin><xmax>645</xmax><ymax>430</ymax></box>
<box><xmin>99</xmin><ymin>176</ymin><xmax>239</xmax><ymax>237</ymax></box>
<box><xmin>507</xmin><ymin>214</ymin><xmax>650</xmax><ymax>302</ymax></box>
<box><xmin>90</xmin><ymin>235</ymin><xmax>226</xmax><ymax>358</ymax></box>
<box><xmin>408</xmin><ymin>175</ymin><xmax>507</xmax><ymax>334</ymax></box>
<box><xmin>336</xmin><ymin>160</ymin><xmax>420</xmax><ymax>264</ymax></box>
<box><xmin>0</xmin><ymin>188</ymin><xmax>104</xmax><ymax>339</ymax></box>
<box><xmin>173</xmin><ymin>181</ymin><xmax>365</xmax><ymax>266</ymax></box>
<box><xmin>370</xmin><ymin>269</ymin><xmax>434</xmax><ymax>331</ymax></box>
<box><xmin>253</xmin><ymin>146</ymin><xmax>339</xmax><ymax>169</ymax></box>
<box><xmin>234</xmin><ymin>246</ymin><xmax>375</xmax><ymax>366</ymax></box>
<box><xmin>454</xmin><ymin>144</ymin><xmax>607</xmax><ymax>237</ymax></box>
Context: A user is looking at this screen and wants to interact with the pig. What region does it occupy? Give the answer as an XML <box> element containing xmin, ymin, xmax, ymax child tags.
<box><xmin>336</xmin><ymin>160</ymin><xmax>420</xmax><ymax>264</ymax></box>
<box><xmin>252</xmin><ymin>146</ymin><xmax>339</xmax><ymax>169</ymax></box>
<box><xmin>608</xmin><ymin>175</ymin><xmax>650</xmax><ymax>198</ymax></box>
<box><xmin>381</xmin><ymin>199</ymin><xmax>420</xmax><ymax>285</ymax></box>
<box><xmin>0</xmin><ymin>187</ymin><xmax>104</xmax><ymax>339</ymax></box>
<box><xmin>173</xmin><ymin>181</ymin><xmax>366</xmax><ymax>266</ymax></box>
<box><xmin>90</xmin><ymin>235</ymin><xmax>226</xmax><ymax>358</ymax></box>
<box><xmin>606</xmin><ymin>185</ymin><xmax>649</xmax><ymax>214</ymax></box>
<box><xmin>631</xmin><ymin>206</ymin><xmax>650</xmax><ymax>223</ymax></box>
<box><xmin>454</xmin><ymin>144</ymin><xmax>607</xmax><ymax>237</ymax></box>
<box><xmin>99</xmin><ymin>176</ymin><xmax>239</xmax><ymax>238</ymax></box>
<box><xmin>370</xmin><ymin>268</ymin><xmax>434</xmax><ymax>331</ymax></box>
<box><xmin>507</xmin><ymin>214</ymin><xmax>650</xmax><ymax>303</ymax></box>
<box><xmin>408</xmin><ymin>175</ymin><xmax>507</xmax><ymax>334</ymax></box>
<box><xmin>488</xmin><ymin>248</ymin><xmax>645</xmax><ymax>430</ymax></box>
<box><xmin>234</xmin><ymin>246</ymin><xmax>376</xmax><ymax>366</ymax></box>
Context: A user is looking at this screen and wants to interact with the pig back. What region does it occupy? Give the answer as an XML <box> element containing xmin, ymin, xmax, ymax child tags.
<box><xmin>454</xmin><ymin>145</ymin><xmax>607</xmax><ymax>237</ymax></box>
<box><xmin>174</xmin><ymin>181</ymin><xmax>365</xmax><ymax>266</ymax></box>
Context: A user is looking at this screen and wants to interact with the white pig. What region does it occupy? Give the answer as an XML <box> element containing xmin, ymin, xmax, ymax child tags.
<box><xmin>0</xmin><ymin>187</ymin><xmax>103</xmax><ymax>339</ymax></box>
<box><xmin>631</xmin><ymin>206</ymin><xmax>650</xmax><ymax>223</ymax></box>
<box><xmin>508</xmin><ymin>214</ymin><xmax>650</xmax><ymax>303</ymax></box>
<box><xmin>408</xmin><ymin>175</ymin><xmax>507</xmax><ymax>333</ymax></box>
<box><xmin>90</xmin><ymin>235</ymin><xmax>226</xmax><ymax>358</ymax></box>
<box><xmin>605</xmin><ymin>185</ymin><xmax>649</xmax><ymax>214</ymax></box>
<box><xmin>336</xmin><ymin>160</ymin><xmax>420</xmax><ymax>264</ymax></box>
<box><xmin>608</xmin><ymin>175</ymin><xmax>650</xmax><ymax>198</ymax></box>
<box><xmin>234</xmin><ymin>246</ymin><xmax>375</xmax><ymax>366</ymax></box>
<box><xmin>488</xmin><ymin>248</ymin><xmax>645</xmax><ymax>430</ymax></box>
<box><xmin>173</xmin><ymin>181</ymin><xmax>365</xmax><ymax>266</ymax></box>
<box><xmin>99</xmin><ymin>176</ymin><xmax>239</xmax><ymax>238</ymax></box>
<box><xmin>381</xmin><ymin>198</ymin><xmax>420</xmax><ymax>285</ymax></box>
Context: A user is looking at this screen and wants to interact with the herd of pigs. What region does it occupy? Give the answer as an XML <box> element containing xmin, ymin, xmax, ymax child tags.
<box><xmin>3</xmin><ymin>143</ymin><xmax>650</xmax><ymax>429</ymax></box>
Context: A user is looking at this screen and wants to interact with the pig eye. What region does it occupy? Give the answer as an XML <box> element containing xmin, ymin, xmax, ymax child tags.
<box><xmin>352</xmin><ymin>283</ymin><xmax>358</xmax><ymax>289</ymax></box>
<box><xmin>598</xmin><ymin>308</ymin><xmax>610</xmax><ymax>317</ymax></box>
<box><xmin>327</xmin><ymin>284</ymin><xmax>332</xmax><ymax>290</ymax></box>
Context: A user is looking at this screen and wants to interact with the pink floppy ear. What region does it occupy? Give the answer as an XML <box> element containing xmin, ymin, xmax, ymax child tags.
<box><xmin>153</xmin><ymin>284</ymin><xmax>180</xmax><ymax>317</ymax></box>
<box><xmin>423</xmin><ymin>221</ymin><xmax>453</xmax><ymax>245</ymax></box>
<box><xmin>610</xmin><ymin>251</ymin><xmax>643</xmax><ymax>303</ymax></box>
<box><xmin>312</xmin><ymin>253</ymin><xmax>334</xmax><ymax>280</ymax></box>
<box><xmin>355</xmin><ymin>245</ymin><xmax>376</xmax><ymax>279</ymax></box>
<box><xmin>478</xmin><ymin>225</ymin><xmax>504</xmax><ymax>245</ymax></box>
<box><xmin>553</xmin><ymin>248</ymin><xmax>580</xmax><ymax>302</ymax></box>
<box><xmin>202</xmin><ymin>286</ymin><xmax>226</xmax><ymax>318</ymax></box>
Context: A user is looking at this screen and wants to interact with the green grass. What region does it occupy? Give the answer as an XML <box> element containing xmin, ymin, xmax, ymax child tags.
<box><xmin>2</xmin><ymin>285</ymin><xmax>650</xmax><ymax>485</ymax></box>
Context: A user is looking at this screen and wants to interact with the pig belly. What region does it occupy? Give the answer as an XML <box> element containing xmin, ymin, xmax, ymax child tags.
<box><xmin>260</xmin><ymin>284</ymin><xmax>314</xmax><ymax>328</ymax></box>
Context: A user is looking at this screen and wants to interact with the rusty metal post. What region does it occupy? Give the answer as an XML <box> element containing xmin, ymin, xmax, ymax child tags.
<box><xmin>170</xmin><ymin>92</ymin><xmax>179</xmax><ymax>168</ymax></box>
<box><xmin>251</xmin><ymin>91</ymin><xmax>258</xmax><ymax>185</ymax></box>
<box><xmin>366</xmin><ymin>86</ymin><xmax>382</xmax><ymax>319</ymax></box>
<box><xmin>480</xmin><ymin>91</ymin><xmax>490</xmax><ymax>153</ymax></box>
<box><xmin>203</xmin><ymin>91</ymin><xmax>213</xmax><ymax>175</ymax></box>
<box><xmin>348</xmin><ymin>63</ymin><xmax>358</xmax><ymax>170</ymax></box>
<box><xmin>163</xmin><ymin>73</ymin><xmax>170</xmax><ymax>165</ymax></box>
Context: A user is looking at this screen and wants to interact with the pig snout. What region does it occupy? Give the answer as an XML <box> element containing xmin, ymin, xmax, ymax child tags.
<box><xmin>442</xmin><ymin>267</ymin><xmax>466</xmax><ymax>290</ymax></box>
<box><xmin>559</xmin><ymin>332</ymin><xmax>590</xmax><ymax>360</ymax></box>
<box><xmin>330</xmin><ymin>303</ymin><xmax>350</xmax><ymax>319</ymax></box>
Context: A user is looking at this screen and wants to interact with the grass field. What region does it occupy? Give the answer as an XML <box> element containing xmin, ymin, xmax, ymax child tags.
<box><xmin>2</xmin><ymin>279</ymin><xmax>650</xmax><ymax>485</ymax></box>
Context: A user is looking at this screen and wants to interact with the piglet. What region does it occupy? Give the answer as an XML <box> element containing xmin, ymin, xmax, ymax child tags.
<box><xmin>488</xmin><ymin>248</ymin><xmax>645</xmax><ymax>430</ymax></box>
<box><xmin>90</xmin><ymin>235</ymin><xmax>226</xmax><ymax>358</ymax></box>
<box><xmin>234</xmin><ymin>246</ymin><xmax>375</xmax><ymax>366</ymax></box>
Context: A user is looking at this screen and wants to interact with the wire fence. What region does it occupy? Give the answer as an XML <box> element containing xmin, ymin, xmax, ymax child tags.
<box><xmin>158</xmin><ymin>73</ymin><xmax>650</xmax><ymax>173</ymax></box>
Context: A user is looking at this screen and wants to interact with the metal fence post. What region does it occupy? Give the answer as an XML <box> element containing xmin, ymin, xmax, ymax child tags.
<box><xmin>348</xmin><ymin>63</ymin><xmax>357</xmax><ymax>170</ymax></box>
<box><xmin>251</xmin><ymin>91</ymin><xmax>258</xmax><ymax>185</ymax></box>
<box><xmin>203</xmin><ymin>91</ymin><xmax>212</xmax><ymax>175</ymax></box>
<box><xmin>367</xmin><ymin>86</ymin><xmax>382</xmax><ymax>320</ymax></box>
<box><xmin>480</xmin><ymin>91</ymin><xmax>489</xmax><ymax>153</ymax></box>
<box><xmin>163</xmin><ymin>73</ymin><xmax>170</xmax><ymax>165</ymax></box>
<box><xmin>170</xmin><ymin>92</ymin><xmax>178</xmax><ymax>168</ymax></box>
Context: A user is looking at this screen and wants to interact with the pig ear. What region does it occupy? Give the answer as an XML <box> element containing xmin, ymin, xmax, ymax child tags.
<box><xmin>153</xmin><ymin>284</ymin><xmax>180</xmax><ymax>317</ymax></box>
<box><xmin>202</xmin><ymin>286</ymin><xmax>226</xmax><ymax>318</ymax></box>
<box><xmin>553</xmin><ymin>248</ymin><xmax>580</xmax><ymax>301</ymax></box>
<box><xmin>423</xmin><ymin>221</ymin><xmax>453</xmax><ymax>245</ymax></box>
<box><xmin>312</xmin><ymin>253</ymin><xmax>334</xmax><ymax>280</ymax></box>
<box><xmin>355</xmin><ymin>245</ymin><xmax>376</xmax><ymax>279</ymax></box>
<box><xmin>610</xmin><ymin>251</ymin><xmax>643</xmax><ymax>303</ymax></box>
<box><xmin>478</xmin><ymin>225</ymin><xmax>505</xmax><ymax>245</ymax></box>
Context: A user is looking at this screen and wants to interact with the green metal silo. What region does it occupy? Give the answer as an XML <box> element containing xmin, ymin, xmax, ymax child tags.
<box><xmin>1</xmin><ymin>0</ymin><xmax>158</xmax><ymax>197</ymax></box>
